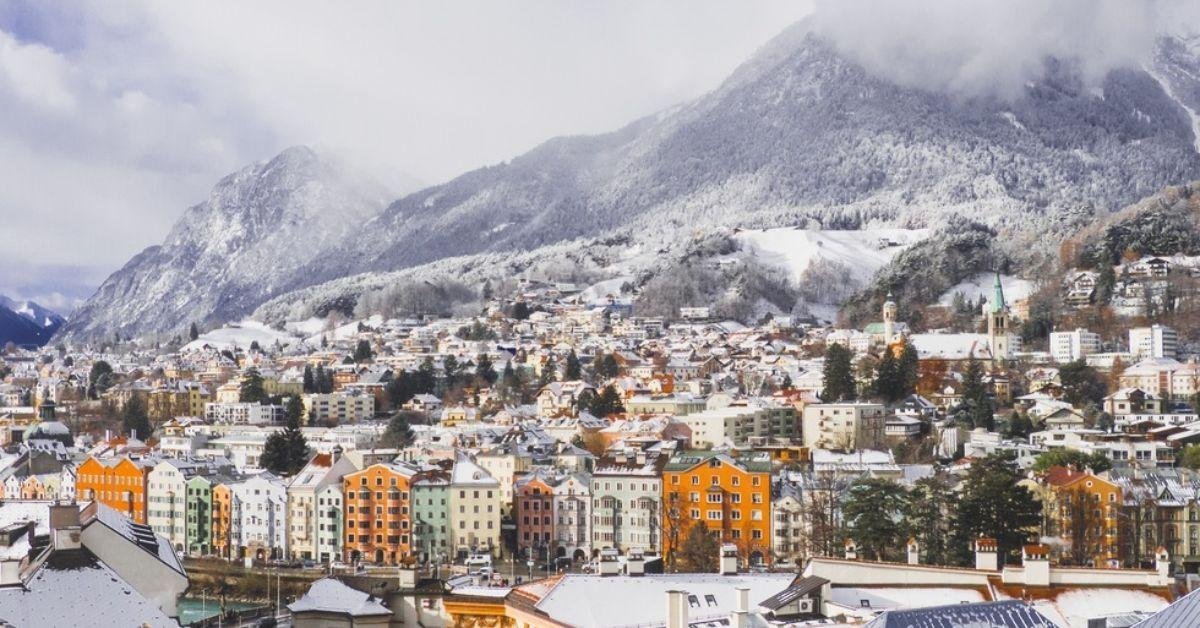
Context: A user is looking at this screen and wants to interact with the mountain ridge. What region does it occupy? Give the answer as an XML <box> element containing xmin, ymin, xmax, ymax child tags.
<box><xmin>60</xmin><ymin>27</ymin><xmax>1200</xmax><ymax>340</ymax></box>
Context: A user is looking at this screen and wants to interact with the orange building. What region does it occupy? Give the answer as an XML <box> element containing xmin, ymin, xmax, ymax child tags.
<box><xmin>211</xmin><ymin>483</ymin><xmax>233</xmax><ymax>559</ymax></box>
<box><xmin>661</xmin><ymin>451</ymin><xmax>772</xmax><ymax>567</ymax></box>
<box><xmin>1042</xmin><ymin>467</ymin><xmax>1123</xmax><ymax>568</ymax></box>
<box><xmin>343</xmin><ymin>463</ymin><xmax>416</xmax><ymax>565</ymax></box>
<box><xmin>75</xmin><ymin>456</ymin><xmax>154</xmax><ymax>524</ymax></box>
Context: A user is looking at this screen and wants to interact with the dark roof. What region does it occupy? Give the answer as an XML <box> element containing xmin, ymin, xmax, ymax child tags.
<box><xmin>1134</xmin><ymin>587</ymin><xmax>1200</xmax><ymax>627</ymax></box>
<box><xmin>757</xmin><ymin>575</ymin><xmax>829</xmax><ymax>611</ymax></box>
<box><xmin>864</xmin><ymin>600</ymin><xmax>1056</xmax><ymax>628</ymax></box>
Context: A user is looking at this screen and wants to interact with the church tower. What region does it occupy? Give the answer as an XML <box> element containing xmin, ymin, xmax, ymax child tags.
<box><xmin>882</xmin><ymin>292</ymin><xmax>898</xmax><ymax>345</ymax></box>
<box><xmin>986</xmin><ymin>272</ymin><xmax>1011</xmax><ymax>362</ymax></box>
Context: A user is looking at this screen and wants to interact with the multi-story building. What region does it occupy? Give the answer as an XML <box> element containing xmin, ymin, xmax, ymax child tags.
<box><xmin>147</xmin><ymin>458</ymin><xmax>224</xmax><ymax>552</ymax></box>
<box><xmin>412</xmin><ymin>470</ymin><xmax>452</xmax><ymax>564</ymax></box>
<box><xmin>1040</xmin><ymin>468</ymin><xmax>1123</xmax><ymax>568</ymax></box>
<box><xmin>186</xmin><ymin>473</ymin><xmax>222</xmax><ymax>556</ymax></box>
<box><xmin>801</xmin><ymin>402</ymin><xmax>887</xmax><ymax>450</ymax></box>
<box><xmin>1130</xmin><ymin>325</ymin><xmax>1178</xmax><ymax>360</ymax></box>
<box><xmin>286</xmin><ymin>448</ymin><xmax>359</xmax><ymax>561</ymax></box>
<box><xmin>681</xmin><ymin>402</ymin><xmax>799</xmax><ymax>448</ymax></box>
<box><xmin>590</xmin><ymin>449</ymin><xmax>666</xmax><ymax>554</ymax></box>
<box><xmin>147</xmin><ymin>380</ymin><xmax>210</xmax><ymax>422</ymax></box>
<box><xmin>75</xmin><ymin>456</ymin><xmax>154</xmax><ymax>524</ymax></box>
<box><xmin>449</xmin><ymin>458</ymin><xmax>501</xmax><ymax>559</ymax></box>
<box><xmin>662</xmin><ymin>451</ymin><xmax>772</xmax><ymax>567</ymax></box>
<box><xmin>212</xmin><ymin>482</ymin><xmax>233</xmax><ymax>559</ymax></box>
<box><xmin>342</xmin><ymin>461</ymin><xmax>419</xmax><ymax>565</ymax></box>
<box><xmin>304</xmin><ymin>392</ymin><xmax>375</xmax><ymax>425</ymax></box>
<box><xmin>229</xmin><ymin>473</ymin><xmax>288</xmax><ymax>560</ymax></box>
<box><xmin>315</xmin><ymin>483</ymin><xmax>344</xmax><ymax>564</ymax></box>
<box><xmin>1050</xmin><ymin>328</ymin><xmax>1102</xmax><ymax>363</ymax></box>
<box><xmin>204</xmin><ymin>402</ymin><xmax>285</xmax><ymax>425</ymax></box>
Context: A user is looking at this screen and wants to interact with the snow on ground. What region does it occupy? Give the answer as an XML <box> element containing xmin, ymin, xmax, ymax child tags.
<box><xmin>578</xmin><ymin>276</ymin><xmax>633</xmax><ymax>306</ymax></box>
<box><xmin>285</xmin><ymin>317</ymin><xmax>328</xmax><ymax>336</ymax></box>
<box><xmin>735</xmin><ymin>227</ymin><xmax>930</xmax><ymax>285</ymax></box>
<box><xmin>938</xmin><ymin>272</ymin><xmax>1034</xmax><ymax>309</ymax></box>
<box><xmin>182</xmin><ymin>320</ymin><xmax>297</xmax><ymax>352</ymax></box>
<box><xmin>303</xmin><ymin>315</ymin><xmax>384</xmax><ymax>344</ymax></box>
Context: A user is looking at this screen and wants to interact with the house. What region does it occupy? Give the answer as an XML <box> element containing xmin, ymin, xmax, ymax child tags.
<box><xmin>0</xmin><ymin>501</ymin><xmax>189</xmax><ymax>625</ymax></box>
<box><xmin>288</xmin><ymin>577</ymin><xmax>392</xmax><ymax>628</ymax></box>
<box><xmin>662</xmin><ymin>451</ymin><xmax>772</xmax><ymax>566</ymax></box>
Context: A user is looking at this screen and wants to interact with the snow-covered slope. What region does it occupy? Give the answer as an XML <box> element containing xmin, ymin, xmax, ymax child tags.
<box><xmin>181</xmin><ymin>320</ymin><xmax>298</xmax><ymax>352</ymax></box>
<box><xmin>0</xmin><ymin>296</ymin><xmax>64</xmax><ymax>347</ymax></box>
<box><xmin>937</xmin><ymin>273</ymin><xmax>1034</xmax><ymax>309</ymax></box>
<box><xmin>64</xmin><ymin>24</ymin><xmax>1200</xmax><ymax>339</ymax></box>
<box><xmin>736</xmin><ymin>228</ymin><xmax>929</xmax><ymax>285</ymax></box>
<box><xmin>59</xmin><ymin>147</ymin><xmax>396</xmax><ymax>341</ymax></box>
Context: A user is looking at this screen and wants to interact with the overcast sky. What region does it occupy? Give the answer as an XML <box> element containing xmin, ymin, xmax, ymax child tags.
<box><xmin>0</xmin><ymin>1</ymin><xmax>811</xmax><ymax>311</ymax></box>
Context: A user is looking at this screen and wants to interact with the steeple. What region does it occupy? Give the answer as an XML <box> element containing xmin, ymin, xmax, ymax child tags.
<box><xmin>989</xmin><ymin>272</ymin><xmax>1006</xmax><ymax>314</ymax></box>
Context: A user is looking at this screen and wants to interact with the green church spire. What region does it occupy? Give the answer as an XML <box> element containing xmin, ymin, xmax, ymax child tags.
<box><xmin>990</xmin><ymin>271</ymin><xmax>1006</xmax><ymax>314</ymax></box>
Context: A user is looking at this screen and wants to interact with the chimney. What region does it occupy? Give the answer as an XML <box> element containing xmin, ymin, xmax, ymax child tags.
<box><xmin>844</xmin><ymin>538</ymin><xmax>858</xmax><ymax>561</ymax></box>
<box><xmin>730</xmin><ymin>586</ymin><xmax>750</xmax><ymax>628</ymax></box>
<box><xmin>1154</xmin><ymin>546</ymin><xmax>1171</xmax><ymax>586</ymax></box>
<box><xmin>666</xmin><ymin>590</ymin><xmax>689</xmax><ymax>628</ymax></box>
<box><xmin>720</xmin><ymin>543</ymin><xmax>739</xmax><ymax>575</ymax></box>
<box><xmin>1021</xmin><ymin>544</ymin><xmax>1050</xmax><ymax>587</ymax></box>
<box><xmin>973</xmin><ymin>536</ymin><xmax>998</xmax><ymax>571</ymax></box>
<box><xmin>907</xmin><ymin>538</ymin><xmax>920</xmax><ymax>565</ymax></box>
<box><xmin>599</xmin><ymin>547</ymin><xmax>620</xmax><ymax>576</ymax></box>
<box><xmin>626</xmin><ymin>549</ymin><xmax>645</xmax><ymax>576</ymax></box>
<box><xmin>48</xmin><ymin>501</ymin><xmax>81</xmax><ymax>551</ymax></box>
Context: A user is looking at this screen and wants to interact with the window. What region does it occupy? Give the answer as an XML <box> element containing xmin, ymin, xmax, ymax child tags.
<box><xmin>707</xmin><ymin>510</ymin><xmax>722</xmax><ymax>520</ymax></box>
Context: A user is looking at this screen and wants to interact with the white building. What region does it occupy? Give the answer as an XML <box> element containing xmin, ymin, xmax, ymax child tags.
<box><xmin>680</xmin><ymin>403</ymin><xmax>799</xmax><ymax>449</ymax></box>
<box><xmin>315</xmin><ymin>484</ymin><xmax>344</xmax><ymax>564</ymax></box>
<box><xmin>303</xmin><ymin>392</ymin><xmax>375</xmax><ymax>424</ymax></box>
<box><xmin>286</xmin><ymin>449</ymin><xmax>358</xmax><ymax>560</ymax></box>
<box><xmin>449</xmin><ymin>458</ymin><xmax>501</xmax><ymax>559</ymax></box>
<box><xmin>1130</xmin><ymin>325</ymin><xmax>1178</xmax><ymax>360</ymax></box>
<box><xmin>801</xmin><ymin>402</ymin><xmax>887</xmax><ymax>450</ymax></box>
<box><xmin>205</xmin><ymin>402</ymin><xmax>284</xmax><ymax>425</ymax></box>
<box><xmin>229</xmin><ymin>473</ymin><xmax>289</xmax><ymax>559</ymax></box>
<box><xmin>1050</xmin><ymin>328</ymin><xmax>1102</xmax><ymax>363</ymax></box>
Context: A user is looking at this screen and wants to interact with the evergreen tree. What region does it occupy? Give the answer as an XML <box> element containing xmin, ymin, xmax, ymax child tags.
<box><xmin>89</xmin><ymin>360</ymin><xmax>113</xmax><ymax>387</ymax></box>
<box><xmin>950</xmin><ymin>454</ymin><xmax>1040</xmax><ymax>566</ymax></box>
<box><xmin>239</xmin><ymin>368</ymin><xmax>267</xmax><ymax>403</ymax></box>
<box><xmin>898</xmin><ymin>340</ymin><xmax>919</xmax><ymax>398</ymax></box>
<box><xmin>285</xmin><ymin>395</ymin><xmax>305</xmax><ymax>426</ymax></box>
<box><xmin>586</xmin><ymin>384</ymin><xmax>625</xmax><ymax>417</ymax></box>
<box><xmin>676</xmin><ymin>521</ymin><xmax>720</xmax><ymax>573</ymax></box>
<box><xmin>416</xmin><ymin>358</ymin><xmax>436</xmax><ymax>393</ymax></box>
<box><xmin>511</xmin><ymin>301</ymin><xmax>531</xmax><ymax>320</ymax></box>
<box><xmin>475</xmin><ymin>353</ymin><xmax>498</xmax><ymax>384</ymax></box>
<box><xmin>443</xmin><ymin>355</ymin><xmax>460</xmax><ymax>389</ymax></box>
<box><xmin>303</xmin><ymin>365</ymin><xmax>315</xmax><ymax>393</ymax></box>
<box><xmin>595</xmin><ymin>352</ymin><xmax>620</xmax><ymax>379</ymax></box>
<box><xmin>873</xmin><ymin>349</ymin><xmax>901</xmax><ymax>402</ymax></box>
<box><xmin>538</xmin><ymin>358</ymin><xmax>557</xmax><ymax>388</ymax></box>
<box><xmin>381</xmin><ymin>411</ymin><xmax>417</xmax><ymax>448</ymax></box>
<box><xmin>821</xmin><ymin>344</ymin><xmax>856</xmax><ymax>401</ymax></box>
<box><xmin>122</xmin><ymin>396</ymin><xmax>152</xmax><ymax>440</ymax></box>
<box><xmin>1032</xmin><ymin>449</ymin><xmax>1112</xmax><ymax>473</ymax></box>
<box><xmin>1059</xmin><ymin>359</ymin><xmax>1108</xmax><ymax>408</ymax></box>
<box><xmin>189</xmin><ymin>322</ymin><xmax>200</xmax><ymax>341</ymax></box>
<box><xmin>353</xmin><ymin>339</ymin><xmax>374</xmax><ymax>362</ymax></box>
<box><xmin>261</xmin><ymin>403</ymin><xmax>309</xmax><ymax>476</ymax></box>
<box><xmin>1004</xmin><ymin>411</ymin><xmax>1034</xmax><ymax>440</ymax></box>
<box><xmin>564</xmin><ymin>350</ymin><xmax>582</xmax><ymax>380</ymax></box>
<box><xmin>960</xmin><ymin>355</ymin><xmax>993</xmax><ymax>431</ymax></box>
<box><xmin>843</xmin><ymin>477</ymin><xmax>909</xmax><ymax>561</ymax></box>
<box><xmin>906</xmin><ymin>475</ymin><xmax>957</xmax><ymax>566</ymax></box>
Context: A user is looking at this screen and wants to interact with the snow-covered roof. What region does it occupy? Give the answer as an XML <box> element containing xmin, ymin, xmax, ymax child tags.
<box><xmin>529</xmin><ymin>573</ymin><xmax>795</xmax><ymax>627</ymax></box>
<box><xmin>288</xmin><ymin>578</ymin><xmax>392</xmax><ymax>617</ymax></box>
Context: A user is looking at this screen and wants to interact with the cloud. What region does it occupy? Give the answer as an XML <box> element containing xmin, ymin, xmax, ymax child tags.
<box><xmin>811</xmin><ymin>0</ymin><xmax>1200</xmax><ymax>99</ymax></box>
<box><xmin>0</xmin><ymin>1</ymin><xmax>810</xmax><ymax>300</ymax></box>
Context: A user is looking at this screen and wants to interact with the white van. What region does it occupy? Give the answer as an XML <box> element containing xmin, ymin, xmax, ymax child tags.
<box><xmin>464</xmin><ymin>552</ymin><xmax>492</xmax><ymax>567</ymax></box>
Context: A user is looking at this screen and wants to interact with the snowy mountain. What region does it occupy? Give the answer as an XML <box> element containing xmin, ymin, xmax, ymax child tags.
<box><xmin>0</xmin><ymin>296</ymin><xmax>64</xmax><ymax>347</ymax></box>
<box><xmin>62</xmin><ymin>23</ymin><xmax>1200</xmax><ymax>339</ymax></box>
<box><xmin>58</xmin><ymin>147</ymin><xmax>394</xmax><ymax>341</ymax></box>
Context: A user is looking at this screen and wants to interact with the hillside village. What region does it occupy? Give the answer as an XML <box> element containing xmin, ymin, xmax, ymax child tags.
<box><xmin>9</xmin><ymin>266</ymin><xmax>1200</xmax><ymax>625</ymax></box>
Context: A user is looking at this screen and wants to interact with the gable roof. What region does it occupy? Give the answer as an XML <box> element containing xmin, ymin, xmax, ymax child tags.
<box><xmin>288</xmin><ymin>578</ymin><xmax>392</xmax><ymax>617</ymax></box>
<box><xmin>864</xmin><ymin>599</ymin><xmax>1056</xmax><ymax>628</ymax></box>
